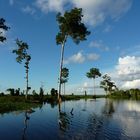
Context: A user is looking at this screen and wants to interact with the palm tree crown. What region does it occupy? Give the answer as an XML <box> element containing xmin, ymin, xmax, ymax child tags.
<box><xmin>86</xmin><ymin>68</ymin><xmax>101</xmax><ymax>79</ymax></box>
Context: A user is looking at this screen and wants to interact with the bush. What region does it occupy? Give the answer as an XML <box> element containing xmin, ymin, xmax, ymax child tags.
<box><xmin>0</xmin><ymin>92</ymin><xmax>4</xmax><ymax>96</ymax></box>
<box><xmin>50</xmin><ymin>88</ymin><xmax>57</xmax><ymax>96</ymax></box>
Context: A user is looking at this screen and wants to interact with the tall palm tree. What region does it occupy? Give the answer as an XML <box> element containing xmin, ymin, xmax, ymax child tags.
<box><xmin>86</xmin><ymin>68</ymin><xmax>101</xmax><ymax>96</ymax></box>
<box><xmin>13</xmin><ymin>39</ymin><xmax>31</xmax><ymax>99</ymax></box>
<box><xmin>56</xmin><ymin>8</ymin><xmax>90</xmax><ymax>100</ymax></box>
<box><xmin>61</xmin><ymin>67</ymin><xmax>69</xmax><ymax>95</ymax></box>
<box><xmin>0</xmin><ymin>18</ymin><xmax>9</xmax><ymax>42</ymax></box>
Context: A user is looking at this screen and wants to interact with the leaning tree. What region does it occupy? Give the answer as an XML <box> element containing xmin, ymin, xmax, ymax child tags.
<box><xmin>100</xmin><ymin>74</ymin><xmax>117</xmax><ymax>95</ymax></box>
<box><xmin>13</xmin><ymin>39</ymin><xmax>31</xmax><ymax>99</ymax></box>
<box><xmin>56</xmin><ymin>8</ymin><xmax>90</xmax><ymax>99</ymax></box>
<box><xmin>0</xmin><ymin>18</ymin><xmax>9</xmax><ymax>42</ymax></box>
<box><xmin>86</xmin><ymin>68</ymin><xmax>101</xmax><ymax>96</ymax></box>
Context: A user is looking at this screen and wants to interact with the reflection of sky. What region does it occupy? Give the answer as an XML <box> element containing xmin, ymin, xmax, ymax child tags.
<box><xmin>1</xmin><ymin>99</ymin><xmax>140</xmax><ymax>139</ymax></box>
<box><xmin>111</xmin><ymin>100</ymin><xmax>140</xmax><ymax>139</ymax></box>
<box><xmin>0</xmin><ymin>112</ymin><xmax>24</xmax><ymax>140</ymax></box>
<box><xmin>126</xmin><ymin>101</ymin><xmax>140</xmax><ymax>112</ymax></box>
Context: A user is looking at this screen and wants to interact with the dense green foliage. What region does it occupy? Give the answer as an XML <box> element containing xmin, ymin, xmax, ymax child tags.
<box><xmin>61</xmin><ymin>67</ymin><xmax>69</xmax><ymax>84</ymax></box>
<box><xmin>56</xmin><ymin>8</ymin><xmax>90</xmax><ymax>45</ymax></box>
<box><xmin>6</xmin><ymin>88</ymin><xmax>21</xmax><ymax>96</ymax></box>
<box><xmin>109</xmin><ymin>89</ymin><xmax>140</xmax><ymax>99</ymax></box>
<box><xmin>0</xmin><ymin>96</ymin><xmax>40</xmax><ymax>113</ymax></box>
<box><xmin>86</xmin><ymin>68</ymin><xmax>101</xmax><ymax>79</ymax></box>
<box><xmin>100</xmin><ymin>74</ymin><xmax>117</xmax><ymax>95</ymax></box>
<box><xmin>61</xmin><ymin>67</ymin><xmax>69</xmax><ymax>95</ymax></box>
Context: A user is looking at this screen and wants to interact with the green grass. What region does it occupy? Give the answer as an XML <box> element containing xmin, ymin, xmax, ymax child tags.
<box><xmin>107</xmin><ymin>90</ymin><xmax>140</xmax><ymax>100</ymax></box>
<box><xmin>43</xmin><ymin>94</ymin><xmax>106</xmax><ymax>102</ymax></box>
<box><xmin>61</xmin><ymin>94</ymin><xmax>106</xmax><ymax>100</ymax></box>
<box><xmin>0</xmin><ymin>96</ymin><xmax>41</xmax><ymax>113</ymax></box>
<box><xmin>0</xmin><ymin>94</ymin><xmax>106</xmax><ymax>113</ymax></box>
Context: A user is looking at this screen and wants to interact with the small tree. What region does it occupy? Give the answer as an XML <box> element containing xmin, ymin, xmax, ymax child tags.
<box><xmin>56</xmin><ymin>8</ymin><xmax>90</xmax><ymax>99</ymax></box>
<box><xmin>0</xmin><ymin>18</ymin><xmax>9</xmax><ymax>42</ymax></box>
<box><xmin>86</xmin><ymin>68</ymin><xmax>101</xmax><ymax>96</ymax></box>
<box><xmin>32</xmin><ymin>90</ymin><xmax>37</xmax><ymax>96</ymax></box>
<box><xmin>13</xmin><ymin>39</ymin><xmax>31</xmax><ymax>99</ymax></box>
<box><xmin>7</xmin><ymin>88</ymin><xmax>15</xmax><ymax>96</ymax></box>
<box><xmin>61</xmin><ymin>67</ymin><xmax>69</xmax><ymax>95</ymax></box>
<box><xmin>51</xmin><ymin>88</ymin><xmax>56</xmax><ymax>96</ymax></box>
<box><xmin>15</xmin><ymin>88</ymin><xmax>20</xmax><ymax>96</ymax></box>
<box><xmin>39</xmin><ymin>87</ymin><xmax>44</xmax><ymax>101</ymax></box>
<box><xmin>100</xmin><ymin>74</ymin><xmax>117</xmax><ymax>95</ymax></box>
<box><xmin>0</xmin><ymin>92</ymin><xmax>4</xmax><ymax>96</ymax></box>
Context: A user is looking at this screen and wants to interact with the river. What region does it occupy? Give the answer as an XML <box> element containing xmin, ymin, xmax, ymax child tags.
<box><xmin>0</xmin><ymin>98</ymin><xmax>140</xmax><ymax>140</ymax></box>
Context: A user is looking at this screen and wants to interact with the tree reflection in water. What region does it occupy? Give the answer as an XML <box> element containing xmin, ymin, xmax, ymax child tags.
<box><xmin>87</xmin><ymin>113</ymin><xmax>104</xmax><ymax>139</ymax></box>
<box><xmin>82</xmin><ymin>99</ymin><xmax>87</xmax><ymax>111</ymax></box>
<box><xmin>102</xmin><ymin>99</ymin><xmax>115</xmax><ymax>116</ymax></box>
<box><xmin>22</xmin><ymin>109</ymin><xmax>35</xmax><ymax>140</ymax></box>
<box><xmin>86</xmin><ymin>99</ymin><xmax>116</xmax><ymax>139</ymax></box>
<box><xmin>58</xmin><ymin>101</ymin><xmax>73</xmax><ymax>132</ymax></box>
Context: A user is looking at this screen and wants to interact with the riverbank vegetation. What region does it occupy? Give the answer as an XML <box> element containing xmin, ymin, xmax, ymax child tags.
<box><xmin>0</xmin><ymin>87</ymin><xmax>140</xmax><ymax>113</ymax></box>
<box><xmin>108</xmin><ymin>89</ymin><xmax>140</xmax><ymax>99</ymax></box>
<box><xmin>0</xmin><ymin>94</ymin><xmax>105</xmax><ymax>113</ymax></box>
<box><xmin>0</xmin><ymin>96</ymin><xmax>40</xmax><ymax>113</ymax></box>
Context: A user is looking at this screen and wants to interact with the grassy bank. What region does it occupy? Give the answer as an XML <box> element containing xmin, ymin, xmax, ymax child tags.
<box><xmin>107</xmin><ymin>89</ymin><xmax>140</xmax><ymax>100</ymax></box>
<box><xmin>62</xmin><ymin>94</ymin><xmax>106</xmax><ymax>100</ymax></box>
<box><xmin>44</xmin><ymin>94</ymin><xmax>106</xmax><ymax>102</ymax></box>
<box><xmin>0</xmin><ymin>96</ymin><xmax>41</xmax><ymax>113</ymax></box>
<box><xmin>0</xmin><ymin>94</ymin><xmax>106</xmax><ymax>113</ymax></box>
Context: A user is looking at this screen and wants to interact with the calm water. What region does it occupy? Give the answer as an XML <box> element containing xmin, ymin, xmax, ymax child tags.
<box><xmin>1</xmin><ymin>98</ymin><xmax>140</xmax><ymax>140</ymax></box>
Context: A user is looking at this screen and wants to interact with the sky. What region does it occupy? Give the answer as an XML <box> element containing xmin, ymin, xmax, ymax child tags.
<box><xmin>0</xmin><ymin>0</ymin><xmax>140</xmax><ymax>94</ymax></box>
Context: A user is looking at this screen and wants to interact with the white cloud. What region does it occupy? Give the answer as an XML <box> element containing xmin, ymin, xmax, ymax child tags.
<box><xmin>89</xmin><ymin>40</ymin><xmax>109</xmax><ymax>51</ymax></box>
<box><xmin>64</xmin><ymin>51</ymin><xmax>85</xmax><ymax>64</ymax></box>
<box><xmin>0</xmin><ymin>29</ymin><xmax>7</xmax><ymax>45</ymax></box>
<box><xmin>64</xmin><ymin>51</ymin><xmax>99</xmax><ymax>64</ymax></box>
<box><xmin>35</xmin><ymin>0</ymin><xmax>67</xmax><ymax>13</ymax></box>
<box><xmin>0</xmin><ymin>28</ymin><xmax>6</xmax><ymax>36</ymax></box>
<box><xmin>9</xmin><ymin>0</ymin><xmax>14</xmax><ymax>6</ymax></box>
<box><xmin>122</xmin><ymin>80</ymin><xmax>140</xmax><ymax>89</ymax></box>
<box><xmin>117</xmin><ymin>56</ymin><xmax>140</xmax><ymax>79</ymax></box>
<box><xmin>72</xmin><ymin>0</ymin><xmax>132</xmax><ymax>26</ymax></box>
<box><xmin>103</xmin><ymin>25</ymin><xmax>112</xmax><ymax>32</ymax></box>
<box><xmin>35</xmin><ymin>0</ymin><xmax>132</xmax><ymax>26</ymax></box>
<box><xmin>110</xmin><ymin>56</ymin><xmax>140</xmax><ymax>89</ymax></box>
<box><xmin>22</xmin><ymin>6</ymin><xmax>36</xmax><ymax>15</ymax></box>
<box><xmin>87</xmin><ymin>53</ymin><xmax>100</xmax><ymax>61</ymax></box>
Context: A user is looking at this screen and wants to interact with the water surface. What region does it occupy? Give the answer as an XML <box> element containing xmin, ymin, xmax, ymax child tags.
<box><xmin>1</xmin><ymin>98</ymin><xmax>140</xmax><ymax>140</ymax></box>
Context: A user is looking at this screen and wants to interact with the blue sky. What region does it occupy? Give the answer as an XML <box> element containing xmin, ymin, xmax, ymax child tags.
<box><xmin>0</xmin><ymin>0</ymin><xmax>140</xmax><ymax>94</ymax></box>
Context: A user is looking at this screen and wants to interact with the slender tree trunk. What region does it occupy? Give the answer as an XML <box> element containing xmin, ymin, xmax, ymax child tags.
<box><xmin>107</xmin><ymin>85</ymin><xmax>109</xmax><ymax>95</ymax></box>
<box><xmin>63</xmin><ymin>84</ymin><xmax>64</xmax><ymax>95</ymax></box>
<box><xmin>106</xmin><ymin>90</ymin><xmax>107</xmax><ymax>96</ymax></box>
<box><xmin>64</xmin><ymin>83</ymin><xmax>65</xmax><ymax>96</ymax></box>
<box><xmin>58</xmin><ymin>101</ymin><xmax>61</xmax><ymax>113</ymax></box>
<box><xmin>23</xmin><ymin>111</ymin><xmax>28</xmax><ymax>139</ymax></box>
<box><xmin>93</xmin><ymin>78</ymin><xmax>96</xmax><ymax>96</ymax></box>
<box><xmin>58</xmin><ymin>42</ymin><xmax>64</xmax><ymax>100</ymax></box>
<box><xmin>58</xmin><ymin>36</ymin><xmax>67</xmax><ymax>101</ymax></box>
<box><xmin>25</xmin><ymin>65</ymin><xmax>28</xmax><ymax>100</ymax></box>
